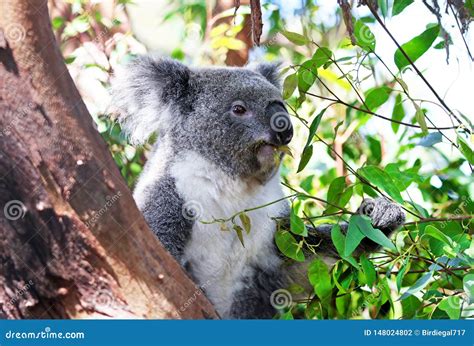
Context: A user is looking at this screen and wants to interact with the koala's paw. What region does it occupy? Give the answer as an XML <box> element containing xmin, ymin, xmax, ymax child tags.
<box><xmin>357</xmin><ymin>197</ymin><xmax>405</xmax><ymax>232</ymax></box>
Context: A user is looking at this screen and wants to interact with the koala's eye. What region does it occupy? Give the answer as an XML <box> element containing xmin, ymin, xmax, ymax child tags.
<box><xmin>231</xmin><ymin>104</ymin><xmax>247</xmax><ymax>115</ymax></box>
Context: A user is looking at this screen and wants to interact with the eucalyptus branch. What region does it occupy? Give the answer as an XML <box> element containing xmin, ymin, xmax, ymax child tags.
<box><xmin>200</xmin><ymin>193</ymin><xmax>298</xmax><ymax>224</ymax></box>
<box><xmin>404</xmin><ymin>215</ymin><xmax>474</xmax><ymax>227</ymax></box>
<box><xmin>303</xmin><ymin>91</ymin><xmax>458</xmax><ymax>130</ymax></box>
<box><xmin>366</xmin><ymin>2</ymin><xmax>468</xmax><ymax>130</ymax></box>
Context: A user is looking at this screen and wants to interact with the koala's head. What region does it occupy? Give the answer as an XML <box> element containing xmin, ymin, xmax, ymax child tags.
<box><xmin>112</xmin><ymin>56</ymin><xmax>293</xmax><ymax>184</ymax></box>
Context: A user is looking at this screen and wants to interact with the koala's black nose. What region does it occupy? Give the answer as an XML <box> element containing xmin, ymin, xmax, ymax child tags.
<box><xmin>266</xmin><ymin>102</ymin><xmax>293</xmax><ymax>145</ymax></box>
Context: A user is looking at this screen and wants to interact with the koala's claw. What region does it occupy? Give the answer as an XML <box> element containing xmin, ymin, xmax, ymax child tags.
<box><xmin>357</xmin><ymin>197</ymin><xmax>405</xmax><ymax>232</ymax></box>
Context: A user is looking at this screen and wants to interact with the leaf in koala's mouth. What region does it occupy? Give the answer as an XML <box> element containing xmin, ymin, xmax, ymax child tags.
<box><xmin>277</xmin><ymin>145</ymin><xmax>293</xmax><ymax>158</ymax></box>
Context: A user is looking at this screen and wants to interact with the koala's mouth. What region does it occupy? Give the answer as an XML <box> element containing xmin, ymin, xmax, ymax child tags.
<box><xmin>254</xmin><ymin>141</ymin><xmax>291</xmax><ymax>167</ymax></box>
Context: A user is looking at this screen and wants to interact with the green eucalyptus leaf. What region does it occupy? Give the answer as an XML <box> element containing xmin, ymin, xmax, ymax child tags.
<box><xmin>308</xmin><ymin>258</ymin><xmax>332</xmax><ymax>301</ymax></box>
<box><xmin>394</xmin><ymin>24</ymin><xmax>440</xmax><ymax>70</ymax></box>
<box><xmin>360</xmin><ymin>254</ymin><xmax>377</xmax><ymax>287</ymax></box>
<box><xmin>275</xmin><ymin>229</ymin><xmax>305</xmax><ymax>262</ymax></box>
<box><xmin>281</xmin><ymin>30</ymin><xmax>309</xmax><ymax>46</ymax></box>
<box><xmin>354</xmin><ymin>20</ymin><xmax>376</xmax><ymax>51</ymax></box>
<box><xmin>282</xmin><ymin>73</ymin><xmax>298</xmax><ymax>99</ymax></box>
<box><xmin>392</xmin><ymin>0</ymin><xmax>414</xmax><ymax>16</ymax></box>
<box><xmin>364</xmin><ymin>86</ymin><xmax>392</xmax><ymax>111</ymax></box>
<box><xmin>358</xmin><ymin>166</ymin><xmax>404</xmax><ymax>204</ymax></box>
<box><xmin>297</xmin><ymin>144</ymin><xmax>313</xmax><ymax>173</ymax></box>
<box><xmin>391</xmin><ymin>94</ymin><xmax>405</xmax><ymax>133</ymax></box>
<box><xmin>290</xmin><ymin>208</ymin><xmax>308</xmax><ymax>237</ymax></box>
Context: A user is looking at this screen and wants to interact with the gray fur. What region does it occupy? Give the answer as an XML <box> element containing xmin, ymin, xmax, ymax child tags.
<box><xmin>112</xmin><ymin>56</ymin><xmax>405</xmax><ymax>319</ymax></box>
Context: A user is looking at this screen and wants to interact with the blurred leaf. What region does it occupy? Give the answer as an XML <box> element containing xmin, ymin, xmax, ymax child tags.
<box><xmin>239</xmin><ymin>213</ymin><xmax>251</xmax><ymax>234</ymax></box>
<box><xmin>233</xmin><ymin>224</ymin><xmax>245</xmax><ymax>247</ymax></box>
<box><xmin>312</xmin><ymin>47</ymin><xmax>332</xmax><ymax>67</ymax></box>
<box><xmin>281</xmin><ymin>30</ymin><xmax>309</xmax><ymax>46</ymax></box>
<box><xmin>400</xmin><ymin>271</ymin><xmax>433</xmax><ymax>300</ymax></box>
<box><xmin>290</xmin><ymin>208</ymin><xmax>308</xmax><ymax>237</ymax></box>
<box><xmin>360</xmin><ymin>254</ymin><xmax>376</xmax><ymax>287</ymax></box>
<box><xmin>298</xmin><ymin>60</ymin><xmax>317</xmax><ymax>93</ymax></box>
<box><xmin>364</xmin><ymin>86</ymin><xmax>391</xmax><ymax>110</ymax></box>
<box><xmin>275</xmin><ymin>229</ymin><xmax>305</xmax><ymax>262</ymax></box>
<box><xmin>417</xmin><ymin>132</ymin><xmax>442</xmax><ymax>147</ymax></box>
<box><xmin>396</xmin><ymin>258</ymin><xmax>410</xmax><ymax>292</ymax></box>
<box><xmin>392</xmin><ymin>0</ymin><xmax>414</xmax><ymax>16</ymax></box>
<box><xmin>378</xmin><ymin>0</ymin><xmax>388</xmax><ymax>17</ymax></box>
<box><xmin>308</xmin><ymin>259</ymin><xmax>332</xmax><ymax>301</ymax></box>
<box><xmin>325</xmin><ymin>177</ymin><xmax>352</xmax><ymax>214</ymax></box>
<box><xmin>297</xmin><ymin>144</ymin><xmax>313</xmax><ymax>173</ymax></box>
<box><xmin>394</xmin><ymin>24</ymin><xmax>440</xmax><ymax>70</ymax></box>
<box><xmin>438</xmin><ymin>296</ymin><xmax>461</xmax><ymax>319</ymax></box>
<box><xmin>424</xmin><ymin>225</ymin><xmax>454</xmax><ymax>247</ymax></box>
<box><xmin>282</xmin><ymin>73</ymin><xmax>298</xmax><ymax>99</ymax></box>
<box><xmin>354</xmin><ymin>20</ymin><xmax>376</xmax><ymax>51</ymax></box>
<box><xmin>401</xmin><ymin>295</ymin><xmax>421</xmax><ymax>318</ymax></box>
<box><xmin>457</xmin><ymin>134</ymin><xmax>474</xmax><ymax>164</ymax></box>
<box><xmin>391</xmin><ymin>94</ymin><xmax>405</xmax><ymax>133</ymax></box>
<box><xmin>414</xmin><ymin>104</ymin><xmax>428</xmax><ymax>135</ymax></box>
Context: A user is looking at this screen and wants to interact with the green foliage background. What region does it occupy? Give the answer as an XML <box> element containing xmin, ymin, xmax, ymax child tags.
<box><xmin>55</xmin><ymin>0</ymin><xmax>473</xmax><ymax>319</ymax></box>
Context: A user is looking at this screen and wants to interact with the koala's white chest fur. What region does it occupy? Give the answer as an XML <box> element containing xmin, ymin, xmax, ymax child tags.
<box><xmin>170</xmin><ymin>151</ymin><xmax>287</xmax><ymax>317</ymax></box>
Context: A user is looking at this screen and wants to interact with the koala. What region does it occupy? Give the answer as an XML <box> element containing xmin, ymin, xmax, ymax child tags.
<box><xmin>111</xmin><ymin>56</ymin><xmax>405</xmax><ymax>319</ymax></box>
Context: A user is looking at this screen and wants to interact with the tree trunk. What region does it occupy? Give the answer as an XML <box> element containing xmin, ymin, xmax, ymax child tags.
<box><xmin>0</xmin><ymin>0</ymin><xmax>217</xmax><ymax>319</ymax></box>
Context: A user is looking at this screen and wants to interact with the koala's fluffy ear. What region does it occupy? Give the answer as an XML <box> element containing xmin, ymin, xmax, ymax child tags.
<box><xmin>253</xmin><ymin>62</ymin><xmax>282</xmax><ymax>90</ymax></box>
<box><xmin>111</xmin><ymin>56</ymin><xmax>190</xmax><ymax>144</ymax></box>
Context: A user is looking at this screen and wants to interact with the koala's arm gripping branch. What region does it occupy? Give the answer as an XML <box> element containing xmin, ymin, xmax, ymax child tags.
<box><xmin>292</xmin><ymin>198</ymin><xmax>406</xmax><ymax>258</ymax></box>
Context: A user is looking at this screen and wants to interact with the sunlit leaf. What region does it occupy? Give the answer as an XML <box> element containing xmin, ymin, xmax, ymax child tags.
<box><xmin>281</xmin><ymin>30</ymin><xmax>309</xmax><ymax>46</ymax></box>
<box><xmin>394</xmin><ymin>24</ymin><xmax>440</xmax><ymax>70</ymax></box>
<box><xmin>391</xmin><ymin>94</ymin><xmax>405</xmax><ymax>133</ymax></box>
<box><xmin>457</xmin><ymin>133</ymin><xmax>474</xmax><ymax>164</ymax></box>
<box><xmin>414</xmin><ymin>104</ymin><xmax>428</xmax><ymax>135</ymax></box>
<box><xmin>438</xmin><ymin>296</ymin><xmax>461</xmax><ymax>319</ymax></box>
<box><xmin>400</xmin><ymin>271</ymin><xmax>433</xmax><ymax>300</ymax></box>
<box><xmin>392</xmin><ymin>0</ymin><xmax>414</xmax><ymax>16</ymax></box>
<box><xmin>297</xmin><ymin>144</ymin><xmax>313</xmax><ymax>173</ymax></box>
<box><xmin>312</xmin><ymin>47</ymin><xmax>332</xmax><ymax>67</ymax></box>
<box><xmin>364</xmin><ymin>86</ymin><xmax>391</xmax><ymax>110</ymax></box>
<box><xmin>239</xmin><ymin>213</ymin><xmax>251</xmax><ymax>234</ymax></box>
<box><xmin>417</xmin><ymin>132</ymin><xmax>442</xmax><ymax>147</ymax></box>
<box><xmin>282</xmin><ymin>73</ymin><xmax>298</xmax><ymax>99</ymax></box>
<box><xmin>354</xmin><ymin>20</ymin><xmax>376</xmax><ymax>51</ymax></box>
